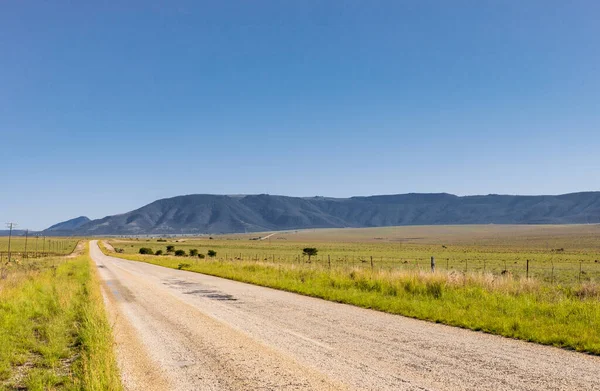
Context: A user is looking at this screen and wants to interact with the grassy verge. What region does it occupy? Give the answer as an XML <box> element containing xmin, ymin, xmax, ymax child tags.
<box><xmin>99</xmin><ymin>241</ymin><xmax>600</xmax><ymax>355</ymax></box>
<box><xmin>0</xmin><ymin>243</ymin><xmax>122</xmax><ymax>390</ymax></box>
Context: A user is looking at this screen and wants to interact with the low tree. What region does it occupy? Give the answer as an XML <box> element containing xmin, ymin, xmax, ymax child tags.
<box><xmin>189</xmin><ymin>249</ymin><xmax>198</xmax><ymax>257</ymax></box>
<box><xmin>155</xmin><ymin>250</ymin><xmax>163</xmax><ymax>256</ymax></box>
<box><xmin>207</xmin><ymin>250</ymin><xmax>217</xmax><ymax>258</ymax></box>
<box><xmin>166</xmin><ymin>245</ymin><xmax>175</xmax><ymax>253</ymax></box>
<box><xmin>302</xmin><ymin>247</ymin><xmax>318</xmax><ymax>262</ymax></box>
<box><xmin>174</xmin><ymin>249</ymin><xmax>186</xmax><ymax>256</ymax></box>
<box><xmin>139</xmin><ymin>247</ymin><xmax>154</xmax><ymax>255</ymax></box>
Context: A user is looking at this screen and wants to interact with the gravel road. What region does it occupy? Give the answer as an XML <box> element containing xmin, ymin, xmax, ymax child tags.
<box><xmin>90</xmin><ymin>241</ymin><xmax>600</xmax><ymax>391</ymax></box>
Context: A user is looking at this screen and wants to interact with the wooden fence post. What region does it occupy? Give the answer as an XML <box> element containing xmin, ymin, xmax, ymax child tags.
<box><xmin>370</xmin><ymin>256</ymin><xmax>374</xmax><ymax>272</ymax></box>
<box><xmin>431</xmin><ymin>256</ymin><xmax>435</xmax><ymax>273</ymax></box>
<box><xmin>526</xmin><ymin>259</ymin><xmax>529</xmax><ymax>279</ymax></box>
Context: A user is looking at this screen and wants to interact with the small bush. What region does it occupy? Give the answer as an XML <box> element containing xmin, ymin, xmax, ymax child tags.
<box><xmin>157</xmin><ymin>239</ymin><xmax>167</xmax><ymax>242</ymax></box>
<box><xmin>174</xmin><ymin>249</ymin><xmax>186</xmax><ymax>256</ymax></box>
<box><xmin>166</xmin><ymin>245</ymin><xmax>175</xmax><ymax>252</ymax></box>
<box><xmin>207</xmin><ymin>250</ymin><xmax>217</xmax><ymax>258</ymax></box>
<box><xmin>155</xmin><ymin>250</ymin><xmax>163</xmax><ymax>256</ymax></box>
<box><xmin>139</xmin><ymin>247</ymin><xmax>154</xmax><ymax>255</ymax></box>
<box><xmin>189</xmin><ymin>249</ymin><xmax>198</xmax><ymax>257</ymax></box>
<box><xmin>198</xmin><ymin>254</ymin><xmax>206</xmax><ymax>259</ymax></box>
<box><xmin>177</xmin><ymin>263</ymin><xmax>191</xmax><ymax>270</ymax></box>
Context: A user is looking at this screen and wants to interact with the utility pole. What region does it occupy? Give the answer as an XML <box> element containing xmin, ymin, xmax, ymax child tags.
<box><xmin>24</xmin><ymin>229</ymin><xmax>29</xmax><ymax>259</ymax></box>
<box><xmin>6</xmin><ymin>223</ymin><xmax>17</xmax><ymax>263</ymax></box>
<box><xmin>35</xmin><ymin>235</ymin><xmax>39</xmax><ymax>258</ymax></box>
<box><xmin>43</xmin><ymin>236</ymin><xmax>46</xmax><ymax>256</ymax></box>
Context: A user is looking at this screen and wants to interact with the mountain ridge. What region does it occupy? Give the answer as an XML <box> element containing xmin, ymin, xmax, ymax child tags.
<box><xmin>45</xmin><ymin>216</ymin><xmax>91</xmax><ymax>232</ymax></box>
<box><xmin>44</xmin><ymin>192</ymin><xmax>600</xmax><ymax>236</ymax></box>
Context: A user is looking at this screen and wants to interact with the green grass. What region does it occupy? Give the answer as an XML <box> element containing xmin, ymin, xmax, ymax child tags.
<box><xmin>0</xmin><ymin>244</ymin><xmax>122</xmax><ymax>390</ymax></box>
<box><xmin>109</xmin><ymin>226</ymin><xmax>600</xmax><ymax>284</ymax></box>
<box><xmin>100</xmin><ymin>240</ymin><xmax>600</xmax><ymax>355</ymax></box>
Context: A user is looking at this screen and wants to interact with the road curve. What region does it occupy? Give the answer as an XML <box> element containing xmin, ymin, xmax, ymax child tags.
<box><xmin>90</xmin><ymin>241</ymin><xmax>600</xmax><ymax>391</ymax></box>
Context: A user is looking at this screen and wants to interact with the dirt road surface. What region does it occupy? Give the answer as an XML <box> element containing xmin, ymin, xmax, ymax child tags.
<box><xmin>90</xmin><ymin>241</ymin><xmax>600</xmax><ymax>391</ymax></box>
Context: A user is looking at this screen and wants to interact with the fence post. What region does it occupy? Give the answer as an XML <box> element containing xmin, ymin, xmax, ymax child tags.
<box><xmin>370</xmin><ymin>256</ymin><xmax>374</xmax><ymax>272</ymax></box>
<box><xmin>328</xmin><ymin>255</ymin><xmax>331</xmax><ymax>270</ymax></box>
<box><xmin>526</xmin><ymin>259</ymin><xmax>529</xmax><ymax>279</ymax></box>
<box><xmin>431</xmin><ymin>256</ymin><xmax>435</xmax><ymax>273</ymax></box>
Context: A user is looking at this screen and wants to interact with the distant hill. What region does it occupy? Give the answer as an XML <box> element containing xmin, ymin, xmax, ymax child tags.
<box><xmin>48</xmin><ymin>192</ymin><xmax>600</xmax><ymax>236</ymax></box>
<box><xmin>44</xmin><ymin>216</ymin><xmax>91</xmax><ymax>232</ymax></box>
<box><xmin>0</xmin><ymin>230</ymin><xmax>29</xmax><ymax>236</ymax></box>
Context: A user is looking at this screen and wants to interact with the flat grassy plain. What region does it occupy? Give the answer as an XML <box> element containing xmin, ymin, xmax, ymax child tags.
<box><xmin>110</xmin><ymin>225</ymin><xmax>600</xmax><ymax>284</ymax></box>
<box><xmin>0</xmin><ymin>237</ymin><xmax>80</xmax><ymax>258</ymax></box>
<box><xmin>103</xmin><ymin>224</ymin><xmax>600</xmax><ymax>354</ymax></box>
<box><xmin>0</xmin><ymin>243</ymin><xmax>121</xmax><ymax>391</ymax></box>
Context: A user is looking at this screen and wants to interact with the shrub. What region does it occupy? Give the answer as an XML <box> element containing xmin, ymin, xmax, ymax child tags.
<box><xmin>207</xmin><ymin>250</ymin><xmax>217</xmax><ymax>258</ymax></box>
<box><xmin>139</xmin><ymin>247</ymin><xmax>154</xmax><ymax>255</ymax></box>
<box><xmin>157</xmin><ymin>239</ymin><xmax>167</xmax><ymax>242</ymax></box>
<box><xmin>174</xmin><ymin>249</ymin><xmax>186</xmax><ymax>256</ymax></box>
<box><xmin>189</xmin><ymin>249</ymin><xmax>198</xmax><ymax>257</ymax></box>
<box><xmin>166</xmin><ymin>245</ymin><xmax>175</xmax><ymax>252</ymax></box>
<box><xmin>177</xmin><ymin>263</ymin><xmax>190</xmax><ymax>270</ymax></box>
<box><xmin>198</xmin><ymin>254</ymin><xmax>206</xmax><ymax>259</ymax></box>
<box><xmin>155</xmin><ymin>250</ymin><xmax>163</xmax><ymax>256</ymax></box>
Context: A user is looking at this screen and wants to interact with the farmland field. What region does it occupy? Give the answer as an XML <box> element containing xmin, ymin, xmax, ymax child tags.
<box><xmin>0</xmin><ymin>237</ymin><xmax>80</xmax><ymax>258</ymax></box>
<box><xmin>108</xmin><ymin>224</ymin><xmax>600</xmax><ymax>284</ymax></box>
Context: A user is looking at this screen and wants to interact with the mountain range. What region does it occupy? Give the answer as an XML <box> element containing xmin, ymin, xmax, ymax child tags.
<box><xmin>37</xmin><ymin>192</ymin><xmax>600</xmax><ymax>236</ymax></box>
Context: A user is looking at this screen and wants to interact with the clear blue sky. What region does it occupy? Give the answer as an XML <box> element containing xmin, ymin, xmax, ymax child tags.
<box><xmin>2</xmin><ymin>1</ymin><xmax>599</xmax><ymax>230</ymax></box>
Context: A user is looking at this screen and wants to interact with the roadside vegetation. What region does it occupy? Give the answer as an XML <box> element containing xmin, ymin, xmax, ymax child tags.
<box><xmin>0</xmin><ymin>243</ymin><xmax>122</xmax><ymax>390</ymax></box>
<box><xmin>100</xmin><ymin>236</ymin><xmax>600</xmax><ymax>355</ymax></box>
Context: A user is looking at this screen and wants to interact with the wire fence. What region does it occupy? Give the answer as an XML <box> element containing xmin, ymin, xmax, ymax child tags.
<box><xmin>204</xmin><ymin>252</ymin><xmax>600</xmax><ymax>285</ymax></box>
